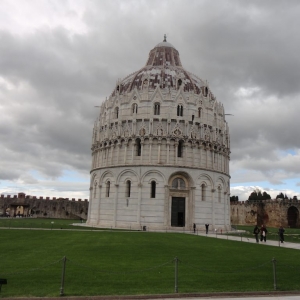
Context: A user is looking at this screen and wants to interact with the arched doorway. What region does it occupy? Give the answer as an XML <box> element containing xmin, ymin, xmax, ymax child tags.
<box><xmin>168</xmin><ymin>173</ymin><xmax>192</xmax><ymax>228</ymax></box>
<box><xmin>288</xmin><ymin>206</ymin><xmax>299</xmax><ymax>228</ymax></box>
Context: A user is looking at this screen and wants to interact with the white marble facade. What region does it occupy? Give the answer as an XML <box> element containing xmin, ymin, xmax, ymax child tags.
<box><xmin>87</xmin><ymin>37</ymin><xmax>231</xmax><ymax>231</ymax></box>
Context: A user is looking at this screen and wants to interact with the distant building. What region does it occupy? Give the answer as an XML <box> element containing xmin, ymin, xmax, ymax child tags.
<box><xmin>87</xmin><ymin>36</ymin><xmax>231</xmax><ymax>231</ymax></box>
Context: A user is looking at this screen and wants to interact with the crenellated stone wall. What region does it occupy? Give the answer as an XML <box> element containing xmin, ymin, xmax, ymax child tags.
<box><xmin>230</xmin><ymin>199</ymin><xmax>300</xmax><ymax>228</ymax></box>
<box><xmin>0</xmin><ymin>193</ymin><xmax>89</xmax><ymax>220</ymax></box>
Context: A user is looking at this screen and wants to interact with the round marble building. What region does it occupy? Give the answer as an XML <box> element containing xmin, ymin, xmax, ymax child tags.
<box><xmin>87</xmin><ymin>36</ymin><xmax>231</xmax><ymax>231</ymax></box>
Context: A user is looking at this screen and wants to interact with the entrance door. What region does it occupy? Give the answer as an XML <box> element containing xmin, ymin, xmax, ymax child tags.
<box><xmin>288</xmin><ymin>206</ymin><xmax>299</xmax><ymax>228</ymax></box>
<box><xmin>171</xmin><ymin>197</ymin><xmax>185</xmax><ymax>227</ymax></box>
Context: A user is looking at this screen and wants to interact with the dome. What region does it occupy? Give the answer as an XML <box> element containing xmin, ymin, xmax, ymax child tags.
<box><xmin>155</xmin><ymin>41</ymin><xmax>176</xmax><ymax>49</ymax></box>
<box><xmin>112</xmin><ymin>36</ymin><xmax>206</xmax><ymax>97</ymax></box>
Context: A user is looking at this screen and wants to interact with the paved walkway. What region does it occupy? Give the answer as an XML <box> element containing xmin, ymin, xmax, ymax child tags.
<box><xmin>193</xmin><ymin>230</ymin><xmax>300</xmax><ymax>250</ymax></box>
<box><xmin>151</xmin><ymin>295</ymin><xmax>300</xmax><ymax>300</ymax></box>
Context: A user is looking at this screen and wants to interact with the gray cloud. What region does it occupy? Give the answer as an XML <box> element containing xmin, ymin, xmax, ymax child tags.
<box><xmin>0</xmin><ymin>0</ymin><xmax>300</xmax><ymax>200</ymax></box>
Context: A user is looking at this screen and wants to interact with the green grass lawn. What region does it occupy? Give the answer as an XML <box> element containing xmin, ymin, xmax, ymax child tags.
<box><xmin>0</xmin><ymin>218</ymin><xmax>99</xmax><ymax>230</ymax></box>
<box><xmin>1</xmin><ymin>228</ymin><xmax>300</xmax><ymax>297</ymax></box>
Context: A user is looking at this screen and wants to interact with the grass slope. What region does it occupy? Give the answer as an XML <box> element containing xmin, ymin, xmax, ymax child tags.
<box><xmin>1</xmin><ymin>228</ymin><xmax>300</xmax><ymax>297</ymax></box>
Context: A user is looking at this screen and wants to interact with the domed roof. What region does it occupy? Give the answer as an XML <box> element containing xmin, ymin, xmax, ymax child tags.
<box><xmin>112</xmin><ymin>36</ymin><xmax>205</xmax><ymax>97</ymax></box>
<box><xmin>155</xmin><ymin>41</ymin><xmax>176</xmax><ymax>49</ymax></box>
<box><xmin>155</xmin><ymin>35</ymin><xmax>176</xmax><ymax>49</ymax></box>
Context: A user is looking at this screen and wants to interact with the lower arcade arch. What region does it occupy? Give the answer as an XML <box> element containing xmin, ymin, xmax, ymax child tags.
<box><xmin>168</xmin><ymin>172</ymin><xmax>193</xmax><ymax>227</ymax></box>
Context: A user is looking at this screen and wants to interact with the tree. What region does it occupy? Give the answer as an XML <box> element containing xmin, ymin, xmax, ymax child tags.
<box><xmin>230</xmin><ymin>195</ymin><xmax>239</xmax><ymax>202</ymax></box>
<box><xmin>248</xmin><ymin>191</ymin><xmax>258</xmax><ymax>201</ymax></box>
<box><xmin>248</xmin><ymin>189</ymin><xmax>271</xmax><ymax>201</ymax></box>
<box><xmin>262</xmin><ymin>192</ymin><xmax>271</xmax><ymax>200</ymax></box>
<box><xmin>257</xmin><ymin>191</ymin><xmax>263</xmax><ymax>200</ymax></box>
<box><xmin>276</xmin><ymin>192</ymin><xmax>285</xmax><ymax>199</ymax></box>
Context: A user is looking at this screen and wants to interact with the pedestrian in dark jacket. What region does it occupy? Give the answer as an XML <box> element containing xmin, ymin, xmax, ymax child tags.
<box><xmin>253</xmin><ymin>225</ymin><xmax>260</xmax><ymax>243</ymax></box>
<box><xmin>278</xmin><ymin>226</ymin><xmax>285</xmax><ymax>243</ymax></box>
<box><xmin>205</xmin><ymin>224</ymin><xmax>209</xmax><ymax>234</ymax></box>
<box><xmin>260</xmin><ymin>225</ymin><xmax>268</xmax><ymax>242</ymax></box>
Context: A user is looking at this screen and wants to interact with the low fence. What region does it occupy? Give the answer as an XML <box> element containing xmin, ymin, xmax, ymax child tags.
<box><xmin>1</xmin><ymin>256</ymin><xmax>299</xmax><ymax>297</ymax></box>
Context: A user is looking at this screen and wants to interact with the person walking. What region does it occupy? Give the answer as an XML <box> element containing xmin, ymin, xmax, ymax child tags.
<box><xmin>193</xmin><ymin>223</ymin><xmax>196</xmax><ymax>233</ymax></box>
<box><xmin>253</xmin><ymin>225</ymin><xmax>260</xmax><ymax>243</ymax></box>
<box><xmin>260</xmin><ymin>225</ymin><xmax>268</xmax><ymax>242</ymax></box>
<box><xmin>278</xmin><ymin>226</ymin><xmax>285</xmax><ymax>243</ymax></box>
<box><xmin>205</xmin><ymin>224</ymin><xmax>209</xmax><ymax>234</ymax></box>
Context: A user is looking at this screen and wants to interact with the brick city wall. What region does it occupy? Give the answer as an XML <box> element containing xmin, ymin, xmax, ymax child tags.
<box><xmin>230</xmin><ymin>199</ymin><xmax>300</xmax><ymax>228</ymax></box>
<box><xmin>0</xmin><ymin>193</ymin><xmax>88</xmax><ymax>220</ymax></box>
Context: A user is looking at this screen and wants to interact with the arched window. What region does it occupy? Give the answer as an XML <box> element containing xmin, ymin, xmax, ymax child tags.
<box><xmin>132</xmin><ymin>103</ymin><xmax>138</xmax><ymax>114</ymax></box>
<box><xmin>136</xmin><ymin>138</ymin><xmax>141</xmax><ymax>156</ymax></box>
<box><xmin>106</xmin><ymin>181</ymin><xmax>110</xmax><ymax>197</ymax></box>
<box><xmin>139</xmin><ymin>128</ymin><xmax>146</xmax><ymax>136</ymax></box>
<box><xmin>93</xmin><ymin>181</ymin><xmax>97</xmax><ymax>198</ymax></box>
<box><xmin>178</xmin><ymin>79</ymin><xmax>182</xmax><ymax>88</ymax></box>
<box><xmin>151</xmin><ymin>181</ymin><xmax>156</xmax><ymax>198</ymax></box>
<box><xmin>154</xmin><ymin>103</ymin><xmax>160</xmax><ymax>115</ymax></box>
<box><xmin>201</xmin><ymin>184</ymin><xmax>206</xmax><ymax>201</ymax></box>
<box><xmin>126</xmin><ymin>180</ymin><xmax>131</xmax><ymax>197</ymax></box>
<box><xmin>104</xmin><ymin>143</ymin><xmax>107</xmax><ymax>159</ymax></box>
<box><xmin>177</xmin><ymin>105</ymin><xmax>183</xmax><ymax>117</ymax></box>
<box><xmin>115</xmin><ymin>107</ymin><xmax>119</xmax><ymax>119</ymax></box>
<box><xmin>218</xmin><ymin>186</ymin><xmax>222</xmax><ymax>203</ymax></box>
<box><xmin>143</xmin><ymin>79</ymin><xmax>148</xmax><ymax>88</ymax></box>
<box><xmin>172</xmin><ymin>178</ymin><xmax>186</xmax><ymax>189</ymax></box>
<box><xmin>203</xmin><ymin>87</ymin><xmax>208</xmax><ymax>97</ymax></box>
<box><xmin>198</xmin><ymin>108</ymin><xmax>202</xmax><ymax>118</ymax></box>
<box><xmin>178</xmin><ymin>140</ymin><xmax>184</xmax><ymax>157</ymax></box>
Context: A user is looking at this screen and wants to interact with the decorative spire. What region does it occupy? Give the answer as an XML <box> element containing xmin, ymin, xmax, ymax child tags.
<box><xmin>163</xmin><ymin>34</ymin><xmax>167</xmax><ymax>42</ymax></box>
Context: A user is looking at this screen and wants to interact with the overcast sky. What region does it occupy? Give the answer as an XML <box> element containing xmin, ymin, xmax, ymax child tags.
<box><xmin>0</xmin><ymin>0</ymin><xmax>300</xmax><ymax>201</ymax></box>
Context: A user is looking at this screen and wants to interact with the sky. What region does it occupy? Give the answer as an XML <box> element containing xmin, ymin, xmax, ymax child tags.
<box><xmin>0</xmin><ymin>0</ymin><xmax>300</xmax><ymax>201</ymax></box>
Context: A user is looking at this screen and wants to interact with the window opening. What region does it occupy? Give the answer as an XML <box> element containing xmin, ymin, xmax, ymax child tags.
<box><xmin>201</xmin><ymin>184</ymin><xmax>206</xmax><ymax>201</ymax></box>
<box><xmin>178</xmin><ymin>79</ymin><xmax>182</xmax><ymax>88</ymax></box>
<box><xmin>178</xmin><ymin>140</ymin><xmax>183</xmax><ymax>157</ymax></box>
<box><xmin>126</xmin><ymin>180</ymin><xmax>131</xmax><ymax>197</ymax></box>
<box><xmin>172</xmin><ymin>178</ymin><xmax>186</xmax><ymax>189</ymax></box>
<box><xmin>106</xmin><ymin>181</ymin><xmax>110</xmax><ymax>197</ymax></box>
<box><xmin>151</xmin><ymin>181</ymin><xmax>156</xmax><ymax>198</ymax></box>
<box><xmin>204</xmin><ymin>87</ymin><xmax>208</xmax><ymax>97</ymax></box>
<box><xmin>177</xmin><ymin>105</ymin><xmax>183</xmax><ymax>117</ymax></box>
<box><xmin>154</xmin><ymin>103</ymin><xmax>160</xmax><ymax>115</ymax></box>
<box><xmin>198</xmin><ymin>108</ymin><xmax>202</xmax><ymax>118</ymax></box>
<box><xmin>136</xmin><ymin>139</ymin><xmax>141</xmax><ymax>156</ymax></box>
<box><xmin>93</xmin><ymin>181</ymin><xmax>97</xmax><ymax>198</ymax></box>
<box><xmin>132</xmin><ymin>103</ymin><xmax>138</xmax><ymax>114</ymax></box>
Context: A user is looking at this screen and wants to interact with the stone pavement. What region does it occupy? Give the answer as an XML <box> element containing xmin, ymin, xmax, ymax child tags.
<box><xmin>193</xmin><ymin>230</ymin><xmax>300</xmax><ymax>250</ymax></box>
<box><xmin>149</xmin><ymin>295</ymin><xmax>300</xmax><ymax>300</ymax></box>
